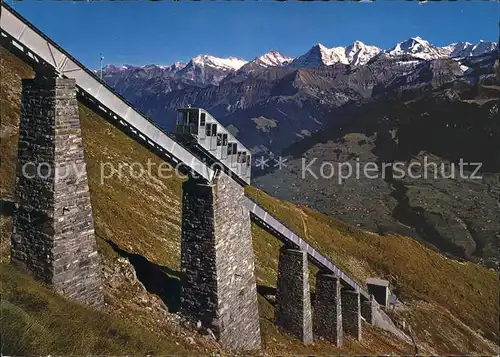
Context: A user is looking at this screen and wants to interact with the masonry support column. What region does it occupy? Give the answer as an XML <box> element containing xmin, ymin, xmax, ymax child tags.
<box><xmin>275</xmin><ymin>247</ymin><xmax>313</xmax><ymax>345</ymax></box>
<box><xmin>179</xmin><ymin>172</ymin><xmax>261</xmax><ymax>350</ymax></box>
<box><xmin>341</xmin><ymin>289</ymin><xmax>361</xmax><ymax>340</ymax></box>
<box><xmin>361</xmin><ymin>296</ymin><xmax>377</xmax><ymax>324</ymax></box>
<box><xmin>313</xmin><ymin>273</ymin><xmax>343</xmax><ymax>346</ymax></box>
<box><xmin>11</xmin><ymin>75</ymin><xmax>103</xmax><ymax>307</ymax></box>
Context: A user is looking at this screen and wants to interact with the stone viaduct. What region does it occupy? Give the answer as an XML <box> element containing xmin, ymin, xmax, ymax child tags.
<box><xmin>1</xmin><ymin>3</ymin><xmax>395</xmax><ymax>351</ymax></box>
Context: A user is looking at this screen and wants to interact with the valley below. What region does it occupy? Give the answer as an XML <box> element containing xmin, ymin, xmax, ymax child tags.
<box><xmin>254</xmin><ymin>92</ymin><xmax>499</xmax><ymax>266</ymax></box>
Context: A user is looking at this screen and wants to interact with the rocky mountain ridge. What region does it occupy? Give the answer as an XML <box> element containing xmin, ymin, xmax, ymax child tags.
<box><xmin>103</xmin><ymin>38</ymin><xmax>497</xmax><ymax>77</ymax></box>
<box><xmin>102</xmin><ymin>39</ymin><xmax>497</xmax><ymax>155</ymax></box>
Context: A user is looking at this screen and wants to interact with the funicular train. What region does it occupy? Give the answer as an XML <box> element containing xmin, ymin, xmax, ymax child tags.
<box><xmin>175</xmin><ymin>107</ymin><xmax>252</xmax><ymax>184</ymax></box>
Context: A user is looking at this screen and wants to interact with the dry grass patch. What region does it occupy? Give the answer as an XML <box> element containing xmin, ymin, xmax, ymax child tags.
<box><xmin>0</xmin><ymin>264</ymin><xmax>200</xmax><ymax>356</ymax></box>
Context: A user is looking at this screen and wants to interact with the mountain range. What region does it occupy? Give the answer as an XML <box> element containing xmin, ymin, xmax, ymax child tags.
<box><xmin>102</xmin><ymin>37</ymin><xmax>497</xmax><ymax>154</ymax></box>
<box><xmin>104</xmin><ymin>37</ymin><xmax>497</xmax><ymax>79</ymax></box>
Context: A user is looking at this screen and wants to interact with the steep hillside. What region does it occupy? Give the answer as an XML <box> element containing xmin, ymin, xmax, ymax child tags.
<box><xmin>1</xmin><ymin>46</ymin><xmax>498</xmax><ymax>355</ymax></box>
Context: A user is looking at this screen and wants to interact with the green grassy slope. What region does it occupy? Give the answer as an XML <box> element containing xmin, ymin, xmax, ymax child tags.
<box><xmin>0</xmin><ymin>264</ymin><xmax>201</xmax><ymax>356</ymax></box>
<box><xmin>1</xmin><ymin>45</ymin><xmax>498</xmax><ymax>355</ymax></box>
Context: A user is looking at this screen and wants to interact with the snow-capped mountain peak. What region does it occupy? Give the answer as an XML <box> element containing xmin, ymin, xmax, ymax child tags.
<box><xmin>171</xmin><ymin>55</ymin><xmax>249</xmax><ymax>86</ymax></box>
<box><xmin>102</xmin><ymin>62</ymin><xmax>187</xmax><ymax>75</ymax></box>
<box><xmin>345</xmin><ymin>40</ymin><xmax>382</xmax><ymax>66</ymax></box>
<box><xmin>290</xmin><ymin>43</ymin><xmax>345</xmax><ymax>67</ymax></box>
<box><xmin>253</xmin><ymin>50</ymin><xmax>294</xmax><ymax>67</ymax></box>
<box><xmin>103</xmin><ymin>64</ymin><xmax>137</xmax><ymax>73</ymax></box>
<box><xmin>237</xmin><ymin>50</ymin><xmax>294</xmax><ymax>74</ymax></box>
<box><xmin>404</xmin><ymin>39</ymin><xmax>499</xmax><ymax>60</ymax></box>
<box><xmin>321</xmin><ymin>45</ymin><xmax>347</xmax><ymax>65</ymax></box>
<box><xmin>441</xmin><ymin>41</ymin><xmax>473</xmax><ymax>57</ymax></box>
<box><xmin>387</xmin><ymin>36</ymin><xmax>446</xmax><ymax>60</ymax></box>
<box><xmin>290</xmin><ymin>41</ymin><xmax>381</xmax><ymax>67</ymax></box>
<box><xmin>468</xmin><ymin>40</ymin><xmax>498</xmax><ymax>57</ymax></box>
<box><xmin>309</xmin><ymin>43</ymin><xmax>344</xmax><ymax>65</ymax></box>
<box><xmin>315</xmin><ymin>43</ymin><xmax>329</xmax><ymax>52</ymax></box>
<box><xmin>190</xmin><ymin>55</ymin><xmax>248</xmax><ymax>71</ymax></box>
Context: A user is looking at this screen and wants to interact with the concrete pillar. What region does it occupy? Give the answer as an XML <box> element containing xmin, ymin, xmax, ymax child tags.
<box><xmin>11</xmin><ymin>75</ymin><xmax>103</xmax><ymax>307</ymax></box>
<box><xmin>341</xmin><ymin>289</ymin><xmax>361</xmax><ymax>340</ymax></box>
<box><xmin>275</xmin><ymin>247</ymin><xmax>313</xmax><ymax>345</ymax></box>
<box><xmin>313</xmin><ymin>273</ymin><xmax>343</xmax><ymax>346</ymax></box>
<box><xmin>180</xmin><ymin>172</ymin><xmax>261</xmax><ymax>350</ymax></box>
<box><xmin>361</xmin><ymin>296</ymin><xmax>377</xmax><ymax>324</ymax></box>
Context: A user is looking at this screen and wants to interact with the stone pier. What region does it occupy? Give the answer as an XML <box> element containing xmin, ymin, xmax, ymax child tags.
<box><xmin>361</xmin><ymin>296</ymin><xmax>377</xmax><ymax>324</ymax></box>
<box><xmin>179</xmin><ymin>172</ymin><xmax>261</xmax><ymax>350</ymax></box>
<box><xmin>11</xmin><ymin>75</ymin><xmax>103</xmax><ymax>307</ymax></box>
<box><xmin>275</xmin><ymin>247</ymin><xmax>313</xmax><ymax>345</ymax></box>
<box><xmin>313</xmin><ymin>273</ymin><xmax>343</xmax><ymax>346</ymax></box>
<box><xmin>341</xmin><ymin>289</ymin><xmax>361</xmax><ymax>340</ymax></box>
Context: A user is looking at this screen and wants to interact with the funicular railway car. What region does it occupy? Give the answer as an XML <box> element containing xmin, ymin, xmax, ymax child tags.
<box><xmin>175</xmin><ymin>107</ymin><xmax>252</xmax><ymax>184</ymax></box>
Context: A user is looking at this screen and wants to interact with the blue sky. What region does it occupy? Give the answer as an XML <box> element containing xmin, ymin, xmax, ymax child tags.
<box><xmin>8</xmin><ymin>0</ymin><xmax>499</xmax><ymax>69</ymax></box>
